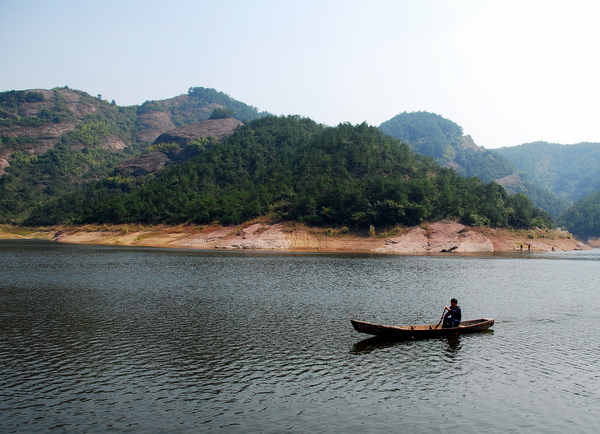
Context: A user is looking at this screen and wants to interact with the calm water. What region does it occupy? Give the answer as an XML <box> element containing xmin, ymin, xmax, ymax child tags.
<box><xmin>1</xmin><ymin>240</ymin><xmax>600</xmax><ymax>432</ymax></box>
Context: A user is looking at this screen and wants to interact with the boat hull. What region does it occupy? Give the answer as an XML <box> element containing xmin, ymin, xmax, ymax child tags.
<box><xmin>351</xmin><ymin>318</ymin><xmax>494</xmax><ymax>339</ymax></box>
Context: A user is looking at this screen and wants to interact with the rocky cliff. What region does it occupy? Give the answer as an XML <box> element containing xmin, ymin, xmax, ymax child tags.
<box><xmin>0</xmin><ymin>87</ymin><xmax>253</xmax><ymax>176</ymax></box>
<box><xmin>114</xmin><ymin>152</ymin><xmax>171</xmax><ymax>177</ymax></box>
<box><xmin>154</xmin><ymin>118</ymin><xmax>243</xmax><ymax>146</ymax></box>
<box><xmin>0</xmin><ymin>88</ymin><xmax>102</xmax><ymax>174</ymax></box>
<box><xmin>136</xmin><ymin>111</ymin><xmax>176</xmax><ymax>143</ymax></box>
<box><xmin>115</xmin><ymin>118</ymin><xmax>243</xmax><ymax>176</ymax></box>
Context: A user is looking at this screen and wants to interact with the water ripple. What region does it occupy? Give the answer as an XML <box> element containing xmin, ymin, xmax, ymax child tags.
<box><xmin>2</xmin><ymin>243</ymin><xmax>600</xmax><ymax>432</ymax></box>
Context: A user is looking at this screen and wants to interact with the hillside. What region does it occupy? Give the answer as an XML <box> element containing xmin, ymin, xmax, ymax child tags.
<box><xmin>379</xmin><ymin>111</ymin><xmax>569</xmax><ymax>217</ymax></box>
<box><xmin>136</xmin><ymin>87</ymin><xmax>268</xmax><ymax>142</ymax></box>
<box><xmin>25</xmin><ymin>116</ymin><xmax>552</xmax><ymax>232</ymax></box>
<box><xmin>0</xmin><ymin>87</ymin><xmax>267</xmax><ymax>223</ymax></box>
<box><xmin>379</xmin><ymin>111</ymin><xmax>509</xmax><ymax>178</ymax></box>
<box><xmin>555</xmin><ymin>190</ymin><xmax>600</xmax><ymax>240</ymax></box>
<box><xmin>2</xmin><ymin>87</ymin><xmax>596</xmax><ymax>234</ymax></box>
<box><xmin>495</xmin><ymin>141</ymin><xmax>600</xmax><ymax>204</ymax></box>
<box><xmin>0</xmin><ymin>88</ymin><xmax>136</xmax><ymax>173</ymax></box>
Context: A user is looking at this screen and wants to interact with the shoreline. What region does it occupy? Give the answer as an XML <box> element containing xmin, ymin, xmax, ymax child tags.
<box><xmin>0</xmin><ymin>221</ymin><xmax>591</xmax><ymax>254</ymax></box>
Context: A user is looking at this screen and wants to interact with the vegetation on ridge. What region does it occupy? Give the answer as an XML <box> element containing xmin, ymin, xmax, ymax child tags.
<box><xmin>495</xmin><ymin>141</ymin><xmax>600</xmax><ymax>204</ymax></box>
<box><xmin>138</xmin><ymin>87</ymin><xmax>269</xmax><ymax>125</ymax></box>
<box><xmin>379</xmin><ymin>111</ymin><xmax>569</xmax><ymax>218</ymax></box>
<box><xmin>556</xmin><ymin>191</ymin><xmax>600</xmax><ymax>239</ymax></box>
<box><xmin>0</xmin><ymin>89</ymin><xmax>140</xmax><ymax>223</ymax></box>
<box><xmin>0</xmin><ymin>87</ymin><xmax>270</xmax><ymax>223</ymax></box>
<box><xmin>5</xmin><ymin>87</ymin><xmax>590</xmax><ymax>235</ymax></box>
<box><xmin>25</xmin><ymin>116</ymin><xmax>552</xmax><ymax>230</ymax></box>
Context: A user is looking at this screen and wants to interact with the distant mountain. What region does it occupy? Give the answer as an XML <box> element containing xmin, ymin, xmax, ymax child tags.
<box><xmin>0</xmin><ymin>86</ymin><xmax>269</xmax><ymax>223</ymax></box>
<box><xmin>494</xmin><ymin>141</ymin><xmax>600</xmax><ymax>204</ymax></box>
<box><xmin>379</xmin><ymin>111</ymin><xmax>569</xmax><ymax>218</ymax></box>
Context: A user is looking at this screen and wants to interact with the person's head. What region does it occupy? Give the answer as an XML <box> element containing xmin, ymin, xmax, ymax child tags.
<box><xmin>450</xmin><ymin>298</ymin><xmax>458</xmax><ymax>307</ymax></box>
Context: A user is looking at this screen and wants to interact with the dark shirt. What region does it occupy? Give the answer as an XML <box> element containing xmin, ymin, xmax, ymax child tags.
<box><xmin>444</xmin><ymin>305</ymin><xmax>462</xmax><ymax>321</ymax></box>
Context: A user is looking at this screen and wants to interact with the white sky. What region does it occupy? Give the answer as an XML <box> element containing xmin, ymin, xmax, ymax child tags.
<box><xmin>1</xmin><ymin>0</ymin><xmax>600</xmax><ymax>149</ymax></box>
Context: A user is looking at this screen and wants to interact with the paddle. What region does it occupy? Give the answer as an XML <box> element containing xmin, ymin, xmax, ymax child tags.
<box><xmin>435</xmin><ymin>307</ymin><xmax>446</xmax><ymax>329</ymax></box>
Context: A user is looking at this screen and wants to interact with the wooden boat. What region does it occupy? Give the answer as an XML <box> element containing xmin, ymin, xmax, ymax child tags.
<box><xmin>351</xmin><ymin>318</ymin><xmax>494</xmax><ymax>339</ymax></box>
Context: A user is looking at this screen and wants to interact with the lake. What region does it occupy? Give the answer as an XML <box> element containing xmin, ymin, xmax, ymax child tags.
<box><xmin>1</xmin><ymin>240</ymin><xmax>599</xmax><ymax>432</ymax></box>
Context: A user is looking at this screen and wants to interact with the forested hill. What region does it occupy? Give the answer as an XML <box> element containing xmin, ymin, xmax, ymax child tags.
<box><xmin>495</xmin><ymin>141</ymin><xmax>600</xmax><ymax>204</ymax></box>
<box><xmin>556</xmin><ymin>190</ymin><xmax>600</xmax><ymax>239</ymax></box>
<box><xmin>26</xmin><ymin>116</ymin><xmax>552</xmax><ymax>230</ymax></box>
<box><xmin>379</xmin><ymin>111</ymin><xmax>568</xmax><ymax>218</ymax></box>
<box><xmin>0</xmin><ymin>86</ymin><xmax>583</xmax><ymax>231</ymax></box>
<box><xmin>0</xmin><ymin>87</ymin><xmax>268</xmax><ymax>223</ymax></box>
<box><xmin>137</xmin><ymin>87</ymin><xmax>270</xmax><ymax>142</ymax></box>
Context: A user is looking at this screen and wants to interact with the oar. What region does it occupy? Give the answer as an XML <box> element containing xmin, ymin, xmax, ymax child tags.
<box><xmin>435</xmin><ymin>307</ymin><xmax>446</xmax><ymax>329</ymax></box>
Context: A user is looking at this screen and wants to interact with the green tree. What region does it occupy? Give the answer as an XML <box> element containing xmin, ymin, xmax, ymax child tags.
<box><xmin>209</xmin><ymin>107</ymin><xmax>234</xmax><ymax>119</ymax></box>
<box><xmin>23</xmin><ymin>116</ymin><xmax>555</xmax><ymax>231</ymax></box>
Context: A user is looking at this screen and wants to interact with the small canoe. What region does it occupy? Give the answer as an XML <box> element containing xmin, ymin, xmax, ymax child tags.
<box><xmin>351</xmin><ymin>318</ymin><xmax>494</xmax><ymax>339</ymax></box>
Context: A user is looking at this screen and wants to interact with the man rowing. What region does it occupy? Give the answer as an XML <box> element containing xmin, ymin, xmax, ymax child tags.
<box><xmin>442</xmin><ymin>298</ymin><xmax>461</xmax><ymax>328</ymax></box>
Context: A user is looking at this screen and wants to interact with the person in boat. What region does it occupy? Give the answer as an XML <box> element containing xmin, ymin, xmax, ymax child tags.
<box><xmin>442</xmin><ymin>298</ymin><xmax>461</xmax><ymax>328</ymax></box>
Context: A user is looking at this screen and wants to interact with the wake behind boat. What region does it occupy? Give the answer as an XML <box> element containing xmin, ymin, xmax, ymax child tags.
<box><xmin>351</xmin><ymin>318</ymin><xmax>494</xmax><ymax>339</ymax></box>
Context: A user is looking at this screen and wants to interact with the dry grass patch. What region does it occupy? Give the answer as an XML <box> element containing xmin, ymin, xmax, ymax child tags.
<box><xmin>0</xmin><ymin>225</ymin><xmax>38</xmax><ymax>237</ymax></box>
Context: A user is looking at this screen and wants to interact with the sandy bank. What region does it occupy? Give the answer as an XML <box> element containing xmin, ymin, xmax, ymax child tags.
<box><xmin>1</xmin><ymin>221</ymin><xmax>590</xmax><ymax>254</ymax></box>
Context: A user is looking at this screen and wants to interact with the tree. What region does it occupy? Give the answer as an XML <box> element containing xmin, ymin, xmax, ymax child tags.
<box><xmin>557</xmin><ymin>190</ymin><xmax>600</xmax><ymax>238</ymax></box>
<box><xmin>209</xmin><ymin>107</ymin><xmax>234</xmax><ymax>119</ymax></box>
<box><xmin>23</xmin><ymin>116</ymin><xmax>555</xmax><ymax>230</ymax></box>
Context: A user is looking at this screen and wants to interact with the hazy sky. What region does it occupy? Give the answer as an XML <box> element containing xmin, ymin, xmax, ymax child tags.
<box><xmin>2</xmin><ymin>0</ymin><xmax>599</xmax><ymax>149</ymax></box>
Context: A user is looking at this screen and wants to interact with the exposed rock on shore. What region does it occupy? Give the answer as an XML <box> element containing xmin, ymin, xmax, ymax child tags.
<box><xmin>14</xmin><ymin>221</ymin><xmax>588</xmax><ymax>254</ymax></box>
<box><xmin>375</xmin><ymin>222</ymin><xmax>494</xmax><ymax>253</ymax></box>
<box><xmin>213</xmin><ymin>223</ymin><xmax>291</xmax><ymax>250</ymax></box>
<box><xmin>587</xmin><ymin>237</ymin><xmax>600</xmax><ymax>248</ymax></box>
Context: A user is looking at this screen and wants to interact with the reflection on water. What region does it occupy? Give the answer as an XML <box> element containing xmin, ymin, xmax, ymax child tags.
<box><xmin>350</xmin><ymin>334</ymin><xmax>465</xmax><ymax>357</ymax></box>
<box><xmin>1</xmin><ymin>240</ymin><xmax>600</xmax><ymax>432</ymax></box>
<box><xmin>444</xmin><ymin>335</ymin><xmax>461</xmax><ymax>358</ymax></box>
<box><xmin>350</xmin><ymin>336</ymin><xmax>411</xmax><ymax>354</ymax></box>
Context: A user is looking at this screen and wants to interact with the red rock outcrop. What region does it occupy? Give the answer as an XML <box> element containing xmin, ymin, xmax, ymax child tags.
<box><xmin>154</xmin><ymin>118</ymin><xmax>243</xmax><ymax>146</ymax></box>
<box><xmin>136</xmin><ymin>111</ymin><xmax>176</xmax><ymax>143</ymax></box>
<box><xmin>115</xmin><ymin>152</ymin><xmax>170</xmax><ymax>176</ymax></box>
